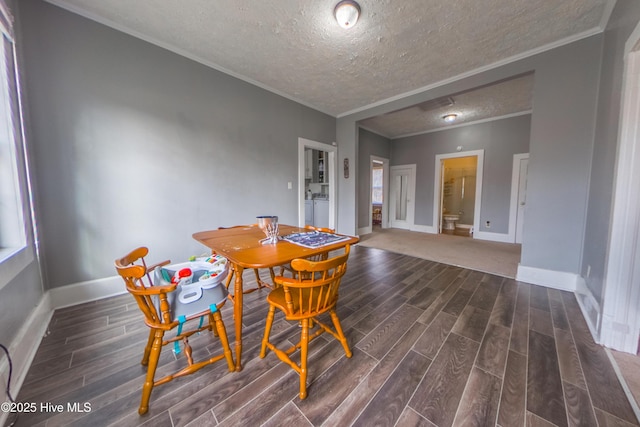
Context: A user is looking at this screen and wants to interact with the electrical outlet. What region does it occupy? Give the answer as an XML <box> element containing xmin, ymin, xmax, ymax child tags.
<box><xmin>485</xmin><ymin>221</ymin><xmax>491</xmax><ymax>228</ymax></box>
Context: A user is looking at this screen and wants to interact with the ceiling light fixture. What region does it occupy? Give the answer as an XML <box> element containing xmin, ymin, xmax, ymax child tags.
<box><xmin>443</xmin><ymin>114</ymin><xmax>458</xmax><ymax>123</ymax></box>
<box><xmin>334</xmin><ymin>1</ymin><xmax>361</xmax><ymax>29</ymax></box>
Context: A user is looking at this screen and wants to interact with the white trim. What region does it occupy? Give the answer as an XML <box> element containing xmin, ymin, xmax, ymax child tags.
<box><xmin>574</xmin><ymin>275</ymin><xmax>602</xmax><ymax>340</ymax></box>
<box><xmin>411</xmin><ymin>224</ymin><xmax>436</xmax><ymax>234</ymax></box>
<box><xmin>599</xmin><ymin>0</ymin><xmax>618</xmax><ymax>32</ymax></box>
<box><xmin>433</xmin><ymin>150</ymin><xmax>485</xmax><ymax>239</ymax></box>
<box><xmin>508</xmin><ymin>153</ymin><xmax>530</xmax><ymax>243</ymax></box>
<box><xmin>44</xmin><ymin>1</ymin><xmax>335</xmax><ymax>117</ymax></box>
<box><xmin>600</xmin><ymin>23</ymin><xmax>640</xmax><ymax>354</ymax></box>
<box><xmin>516</xmin><ymin>264</ymin><xmax>579</xmax><ymax>292</ymax></box>
<box><xmin>298</xmin><ymin>138</ymin><xmax>337</xmax><ymax>230</ymax></box>
<box><xmin>358</xmin><ymin>226</ymin><xmax>372</xmax><ymax>235</ymax></box>
<box><xmin>474</xmin><ymin>231</ymin><xmax>513</xmax><ymax>243</ymax></box>
<box><xmin>0</xmin><ymin>246</ymin><xmax>34</xmax><ymax>291</ymax></box>
<box><xmin>46</xmin><ymin>1</ymin><xmax>603</xmax><ymax>120</ymax></box>
<box><xmin>0</xmin><ymin>292</ymin><xmax>52</xmax><ymax>427</ymax></box>
<box><xmin>338</xmin><ymin>27</ymin><xmax>602</xmax><ymax>118</ymax></box>
<box><xmin>358</xmin><ymin>125</ymin><xmax>390</xmax><ymax>139</ymax></box>
<box><xmin>392</xmin><ymin>111</ymin><xmax>533</xmax><ymax>140</ymax></box>
<box><xmin>48</xmin><ymin>276</ymin><xmax>125</xmax><ymax>309</ymax></box>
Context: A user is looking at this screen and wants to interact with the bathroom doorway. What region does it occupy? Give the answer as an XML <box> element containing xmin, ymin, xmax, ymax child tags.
<box><xmin>434</xmin><ymin>150</ymin><xmax>484</xmax><ymax>237</ymax></box>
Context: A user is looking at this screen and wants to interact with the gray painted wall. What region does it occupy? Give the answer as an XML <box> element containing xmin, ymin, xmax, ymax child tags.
<box><xmin>390</xmin><ymin>115</ymin><xmax>531</xmax><ymax>234</ymax></box>
<box><xmin>582</xmin><ymin>1</ymin><xmax>640</xmax><ymax>305</ymax></box>
<box><xmin>520</xmin><ymin>36</ymin><xmax>602</xmax><ymax>273</ymax></box>
<box><xmin>357</xmin><ymin>128</ymin><xmax>391</xmax><ymax>229</ymax></box>
<box><xmin>19</xmin><ymin>0</ymin><xmax>336</xmax><ymax>289</ymax></box>
<box><xmin>340</xmin><ymin>35</ymin><xmax>602</xmax><ymax>278</ymax></box>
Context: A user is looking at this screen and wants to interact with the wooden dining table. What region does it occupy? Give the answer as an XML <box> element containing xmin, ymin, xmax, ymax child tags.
<box><xmin>193</xmin><ymin>224</ymin><xmax>359</xmax><ymax>371</ymax></box>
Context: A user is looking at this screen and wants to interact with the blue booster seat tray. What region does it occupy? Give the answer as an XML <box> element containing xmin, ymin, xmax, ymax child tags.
<box><xmin>153</xmin><ymin>255</ymin><xmax>230</xmax><ymax>320</ymax></box>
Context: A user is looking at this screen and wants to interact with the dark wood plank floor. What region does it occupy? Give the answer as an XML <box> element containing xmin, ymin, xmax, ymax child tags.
<box><xmin>10</xmin><ymin>246</ymin><xmax>640</xmax><ymax>427</ymax></box>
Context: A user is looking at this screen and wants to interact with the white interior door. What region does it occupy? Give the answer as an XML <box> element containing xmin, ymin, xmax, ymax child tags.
<box><xmin>515</xmin><ymin>157</ymin><xmax>529</xmax><ymax>243</ymax></box>
<box><xmin>389</xmin><ymin>165</ymin><xmax>416</xmax><ymax>230</ymax></box>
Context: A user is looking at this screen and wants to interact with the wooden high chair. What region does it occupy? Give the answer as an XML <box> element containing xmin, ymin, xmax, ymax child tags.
<box><xmin>260</xmin><ymin>245</ymin><xmax>352</xmax><ymax>399</ymax></box>
<box><xmin>115</xmin><ymin>247</ymin><xmax>235</xmax><ymax>415</ymax></box>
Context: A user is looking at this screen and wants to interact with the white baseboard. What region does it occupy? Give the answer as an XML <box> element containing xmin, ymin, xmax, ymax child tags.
<box><xmin>358</xmin><ymin>226</ymin><xmax>372</xmax><ymax>235</ymax></box>
<box><xmin>411</xmin><ymin>224</ymin><xmax>436</xmax><ymax>234</ymax></box>
<box><xmin>0</xmin><ymin>292</ymin><xmax>53</xmax><ymax>427</ymax></box>
<box><xmin>474</xmin><ymin>230</ymin><xmax>514</xmax><ymax>243</ymax></box>
<box><xmin>48</xmin><ymin>275</ymin><xmax>125</xmax><ymax>310</ymax></box>
<box><xmin>574</xmin><ymin>276</ymin><xmax>601</xmax><ymax>342</ymax></box>
<box><xmin>0</xmin><ymin>275</ymin><xmax>126</xmax><ymax>426</ymax></box>
<box><xmin>516</xmin><ymin>264</ymin><xmax>579</xmax><ymax>292</ymax></box>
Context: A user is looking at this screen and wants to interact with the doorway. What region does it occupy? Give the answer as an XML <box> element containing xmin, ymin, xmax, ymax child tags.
<box><xmin>369</xmin><ymin>155</ymin><xmax>389</xmax><ymax>232</ymax></box>
<box><xmin>439</xmin><ymin>156</ymin><xmax>477</xmax><ymax>235</ymax></box>
<box><xmin>434</xmin><ymin>150</ymin><xmax>484</xmax><ymax>237</ymax></box>
<box><xmin>600</xmin><ymin>23</ymin><xmax>640</xmax><ymax>353</ymax></box>
<box><xmin>389</xmin><ymin>164</ymin><xmax>416</xmax><ymax>230</ymax></box>
<box><xmin>298</xmin><ymin>138</ymin><xmax>336</xmax><ymax>229</ymax></box>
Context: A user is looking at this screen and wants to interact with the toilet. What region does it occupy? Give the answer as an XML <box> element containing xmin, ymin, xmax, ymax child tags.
<box><xmin>442</xmin><ymin>214</ymin><xmax>460</xmax><ymax>230</ymax></box>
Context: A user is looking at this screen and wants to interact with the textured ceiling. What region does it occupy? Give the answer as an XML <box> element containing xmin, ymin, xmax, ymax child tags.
<box><xmin>360</xmin><ymin>73</ymin><xmax>535</xmax><ymax>138</ymax></box>
<box><xmin>46</xmin><ymin>0</ymin><xmax>609</xmax><ymax>136</ymax></box>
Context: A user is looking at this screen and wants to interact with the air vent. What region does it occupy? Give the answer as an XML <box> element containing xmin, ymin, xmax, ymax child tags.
<box><xmin>417</xmin><ymin>96</ymin><xmax>455</xmax><ymax>111</ymax></box>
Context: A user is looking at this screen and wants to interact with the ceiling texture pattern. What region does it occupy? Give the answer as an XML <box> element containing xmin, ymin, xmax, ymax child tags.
<box><xmin>46</xmin><ymin>0</ymin><xmax>611</xmax><ymax>136</ymax></box>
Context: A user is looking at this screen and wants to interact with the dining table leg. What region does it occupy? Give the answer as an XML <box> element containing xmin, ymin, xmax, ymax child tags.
<box><xmin>233</xmin><ymin>264</ymin><xmax>244</xmax><ymax>371</ymax></box>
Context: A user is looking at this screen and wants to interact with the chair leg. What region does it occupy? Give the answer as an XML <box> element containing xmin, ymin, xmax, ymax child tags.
<box><xmin>253</xmin><ymin>269</ymin><xmax>267</xmax><ymax>288</ymax></box>
<box><xmin>141</xmin><ymin>328</ymin><xmax>155</xmax><ymax>366</ymax></box>
<box><xmin>209</xmin><ymin>312</ymin><xmax>220</xmax><ymax>337</ymax></box>
<box><xmin>139</xmin><ymin>329</ymin><xmax>164</xmax><ymax>415</ymax></box>
<box><xmin>299</xmin><ymin>318</ymin><xmax>310</xmax><ymax>400</ymax></box>
<box><xmin>212</xmin><ymin>310</ymin><xmax>235</xmax><ymax>371</ymax></box>
<box><xmin>260</xmin><ymin>306</ymin><xmax>276</xmax><ymax>358</ymax></box>
<box><xmin>330</xmin><ymin>311</ymin><xmax>352</xmax><ymax>358</ymax></box>
<box><xmin>224</xmin><ymin>267</ymin><xmax>235</xmax><ymax>291</ymax></box>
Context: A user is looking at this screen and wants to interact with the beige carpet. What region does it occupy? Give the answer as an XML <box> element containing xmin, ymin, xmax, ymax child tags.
<box><xmin>358</xmin><ymin>228</ymin><xmax>521</xmax><ymax>278</ymax></box>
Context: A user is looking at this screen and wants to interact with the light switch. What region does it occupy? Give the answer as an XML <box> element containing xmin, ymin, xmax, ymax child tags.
<box><xmin>287</xmin><ymin>181</ymin><xmax>292</xmax><ymax>190</ymax></box>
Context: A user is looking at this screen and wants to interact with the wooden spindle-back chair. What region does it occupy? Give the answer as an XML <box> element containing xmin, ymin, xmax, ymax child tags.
<box><xmin>115</xmin><ymin>247</ymin><xmax>234</xmax><ymax>415</ymax></box>
<box><xmin>260</xmin><ymin>244</ymin><xmax>352</xmax><ymax>399</ymax></box>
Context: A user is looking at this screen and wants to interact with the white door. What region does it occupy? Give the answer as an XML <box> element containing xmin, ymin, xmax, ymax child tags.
<box><xmin>515</xmin><ymin>157</ymin><xmax>528</xmax><ymax>243</ymax></box>
<box><xmin>389</xmin><ymin>165</ymin><xmax>416</xmax><ymax>229</ymax></box>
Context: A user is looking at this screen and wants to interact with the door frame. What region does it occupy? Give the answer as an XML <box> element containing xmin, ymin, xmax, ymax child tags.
<box><xmin>369</xmin><ymin>155</ymin><xmax>389</xmax><ymax>231</ymax></box>
<box><xmin>298</xmin><ymin>138</ymin><xmax>336</xmax><ymax>229</ymax></box>
<box><xmin>433</xmin><ymin>150</ymin><xmax>484</xmax><ymax>237</ymax></box>
<box><xmin>508</xmin><ymin>153</ymin><xmax>530</xmax><ymax>243</ymax></box>
<box><xmin>599</xmin><ymin>23</ymin><xmax>640</xmax><ymax>353</ymax></box>
<box><xmin>389</xmin><ymin>164</ymin><xmax>416</xmax><ymax>230</ymax></box>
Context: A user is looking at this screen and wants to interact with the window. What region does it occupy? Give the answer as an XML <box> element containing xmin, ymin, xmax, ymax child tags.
<box><xmin>0</xmin><ymin>2</ymin><xmax>33</xmax><ymax>290</ymax></box>
<box><xmin>372</xmin><ymin>167</ymin><xmax>383</xmax><ymax>204</ymax></box>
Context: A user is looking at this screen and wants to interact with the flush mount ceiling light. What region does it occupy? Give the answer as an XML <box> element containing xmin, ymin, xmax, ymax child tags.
<box><xmin>443</xmin><ymin>114</ymin><xmax>458</xmax><ymax>123</ymax></box>
<box><xmin>334</xmin><ymin>0</ymin><xmax>361</xmax><ymax>29</ymax></box>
